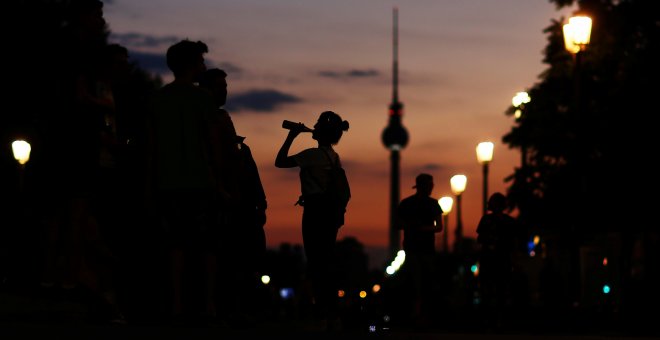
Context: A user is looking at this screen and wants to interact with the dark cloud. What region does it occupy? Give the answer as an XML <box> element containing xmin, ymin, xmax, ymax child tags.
<box><xmin>110</xmin><ymin>32</ymin><xmax>179</xmax><ymax>49</ymax></box>
<box><xmin>347</xmin><ymin>69</ymin><xmax>379</xmax><ymax>77</ymax></box>
<box><xmin>226</xmin><ymin>89</ymin><xmax>302</xmax><ymax>113</ymax></box>
<box><xmin>319</xmin><ymin>69</ymin><xmax>380</xmax><ymax>79</ymax></box>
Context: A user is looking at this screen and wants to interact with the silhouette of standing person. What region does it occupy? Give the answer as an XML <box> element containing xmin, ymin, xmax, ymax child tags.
<box><xmin>198</xmin><ymin>68</ymin><xmax>268</xmax><ymax>325</ymax></box>
<box><xmin>476</xmin><ymin>192</ymin><xmax>522</xmax><ymax>329</ymax></box>
<box><xmin>396</xmin><ymin>173</ymin><xmax>443</xmax><ymax>325</ymax></box>
<box><xmin>147</xmin><ymin>39</ymin><xmax>221</xmax><ymax>323</ymax></box>
<box><xmin>275</xmin><ymin>111</ymin><xmax>349</xmax><ymax>331</ymax></box>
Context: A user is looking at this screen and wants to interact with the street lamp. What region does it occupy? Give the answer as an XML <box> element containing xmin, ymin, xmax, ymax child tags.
<box><xmin>512</xmin><ymin>91</ymin><xmax>532</xmax><ymax>227</ymax></box>
<box><xmin>12</xmin><ymin>140</ymin><xmax>31</xmax><ymax>165</ymax></box>
<box><xmin>563</xmin><ymin>15</ymin><xmax>592</xmax><ymax>55</ymax></box>
<box><xmin>563</xmin><ymin>14</ymin><xmax>592</xmax><ymax>307</ymax></box>
<box><xmin>12</xmin><ymin>140</ymin><xmax>31</xmax><ymax>194</ymax></box>
<box><xmin>476</xmin><ymin>142</ymin><xmax>494</xmax><ymax>216</ymax></box>
<box><xmin>450</xmin><ymin>174</ymin><xmax>467</xmax><ymax>253</ymax></box>
<box><xmin>438</xmin><ymin>196</ymin><xmax>453</xmax><ymax>253</ymax></box>
<box><xmin>512</xmin><ymin>90</ymin><xmax>531</xmax><ymax>173</ymax></box>
<box><xmin>563</xmin><ymin>14</ymin><xmax>592</xmax><ymax>119</ymax></box>
<box><xmin>512</xmin><ymin>91</ymin><xmax>530</xmax><ymax>122</ymax></box>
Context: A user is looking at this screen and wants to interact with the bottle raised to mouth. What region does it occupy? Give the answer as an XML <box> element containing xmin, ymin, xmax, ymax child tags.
<box><xmin>282</xmin><ymin>120</ymin><xmax>313</xmax><ymax>132</ymax></box>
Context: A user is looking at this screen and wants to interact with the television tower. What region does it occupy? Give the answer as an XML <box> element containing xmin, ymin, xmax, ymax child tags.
<box><xmin>381</xmin><ymin>7</ymin><xmax>409</xmax><ymax>259</ymax></box>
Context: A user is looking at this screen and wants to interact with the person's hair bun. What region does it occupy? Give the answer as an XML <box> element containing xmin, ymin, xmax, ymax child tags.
<box><xmin>341</xmin><ymin>120</ymin><xmax>350</xmax><ymax>131</ymax></box>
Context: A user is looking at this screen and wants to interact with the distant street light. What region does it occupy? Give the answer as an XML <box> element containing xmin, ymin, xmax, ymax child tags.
<box><xmin>512</xmin><ymin>91</ymin><xmax>532</xmax><ymax>228</ymax></box>
<box><xmin>450</xmin><ymin>174</ymin><xmax>467</xmax><ymax>253</ymax></box>
<box><xmin>12</xmin><ymin>140</ymin><xmax>31</xmax><ymax>194</ymax></box>
<box><xmin>12</xmin><ymin>140</ymin><xmax>31</xmax><ymax>165</ymax></box>
<box><xmin>512</xmin><ymin>91</ymin><xmax>531</xmax><ymax>167</ymax></box>
<box><xmin>438</xmin><ymin>196</ymin><xmax>453</xmax><ymax>253</ymax></box>
<box><xmin>476</xmin><ymin>142</ymin><xmax>494</xmax><ymax>216</ymax></box>
<box><xmin>512</xmin><ymin>91</ymin><xmax>531</xmax><ymax>122</ymax></box>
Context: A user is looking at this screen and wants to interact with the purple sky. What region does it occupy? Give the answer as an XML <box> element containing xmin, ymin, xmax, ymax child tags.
<box><xmin>104</xmin><ymin>0</ymin><xmax>576</xmax><ymax>250</ymax></box>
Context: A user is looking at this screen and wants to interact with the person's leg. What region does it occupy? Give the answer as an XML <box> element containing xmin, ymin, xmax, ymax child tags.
<box><xmin>302</xmin><ymin>199</ymin><xmax>339</xmax><ymax>327</ymax></box>
<box><xmin>406</xmin><ymin>254</ymin><xmax>424</xmax><ymax>321</ymax></box>
<box><xmin>479</xmin><ymin>252</ymin><xmax>497</xmax><ymax>327</ymax></box>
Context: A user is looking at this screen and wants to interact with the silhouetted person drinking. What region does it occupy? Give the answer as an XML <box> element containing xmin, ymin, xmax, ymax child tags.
<box><xmin>275</xmin><ymin>111</ymin><xmax>349</xmax><ymax>332</ymax></box>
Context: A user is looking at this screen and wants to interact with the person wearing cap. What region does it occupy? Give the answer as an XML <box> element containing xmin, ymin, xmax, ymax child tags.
<box><xmin>396</xmin><ymin>173</ymin><xmax>443</xmax><ymax>325</ymax></box>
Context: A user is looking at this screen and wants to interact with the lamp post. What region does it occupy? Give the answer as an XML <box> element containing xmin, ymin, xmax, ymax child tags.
<box><xmin>438</xmin><ymin>196</ymin><xmax>453</xmax><ymax>253</ymax></box>
<box><xmin>563</xmin><ymin>14</ymin><xmax>592</xmax><ymax>307</ymax></box>
<box><xmin>512</xmin><ymin>91</ymin><xmax>532</xmax><ymax>234</ymax></box>
<box><xmin>563</xmin><ymin>15</ymin><xmax>592</xmax><ymax>125</ymax></box>
<box><xmin>512</xmin><ymin>91</ymin><xmax>531</xmax><ymax>168</ymax></box>
<box><xmin>563</xmin><ymin>14</ymin><xmax>592</xmax><ymax>154</ymax></box>
<box><xmin>11</xmin><ymin>140</ymin><xmax>31</xmax><ymax>195</ymax></box>
<box><xmin>476</xmin><ymin>142</ymin><xmax>494</xmax><ymax>216</ymax></box>
<box><xmin>512</xmin><ymin>91</ymin><xmax>530</xmax><ymax>122</ymax></box>
<box><xmin>450</xmin><ymin>174</ymin><xmax>467</xmax><ymax>253</ymax></box>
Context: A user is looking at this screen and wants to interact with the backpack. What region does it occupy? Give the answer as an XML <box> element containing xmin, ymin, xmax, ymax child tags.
<box><xmin>320</xmin><ymin>148</ymin><xmax>351</xmax><ymax>226</ymax></box>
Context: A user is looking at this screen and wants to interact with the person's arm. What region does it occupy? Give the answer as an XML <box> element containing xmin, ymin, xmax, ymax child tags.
<box><xmin>476</xmin><ymin>216</ymin><xmax>486</xmax><ymax>242</ymax></box>
<box><xmin>242</xmin><ymin>141</ymin><xmax>268</xmax><ymax>227</ymax></box>
<box><xmin>275</xmin><ymin>130</ymin><xmax>301</xmax><ymax>168</ymax></box>
<box><xmin>433</xmin><ymin>213</ymin><xmax>443</xmax><ymax>233</ymax></box>
<box><xmin>418</xmin><ymin>201</ymin><xmax>443</xmax><ymax>232</ymax></box>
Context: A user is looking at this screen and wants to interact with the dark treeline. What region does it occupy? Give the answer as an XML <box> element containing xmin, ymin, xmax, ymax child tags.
<box><xmin>2</xmin><ymin>0</ymin><xmax>163</xmax><ymax>324</ymax></box>
<box><xmin>501</xmin><ymin>0</ymin><xmax>659</xmax><ymax>326</ymax></box>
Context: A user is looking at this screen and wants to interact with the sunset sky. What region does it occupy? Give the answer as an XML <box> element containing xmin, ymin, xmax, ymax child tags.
<box><xmin>103</xmin><ymin>0</ymin><xmax>575</xmax><ymax>251</ymax></box>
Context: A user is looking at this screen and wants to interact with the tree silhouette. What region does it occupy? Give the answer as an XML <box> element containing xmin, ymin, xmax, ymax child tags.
<box><xmin>502</xmin><ymin>0</ymin><xmax>658</xmax><ymax>315</ymax></box>
<box><xmin>1</xmin><ymin>0</ymin><xmax>161</xmax><ymax>293</ymax></box>
<box><xmin>504</xmin><ymin>0</ymin><xmax>657</xmax><ymax>233</ymax></box>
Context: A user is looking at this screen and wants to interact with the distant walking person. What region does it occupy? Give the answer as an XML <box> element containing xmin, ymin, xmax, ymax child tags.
<box><xmin>397</xmin><ymin>173</ymin><xmax>443</xmax><ymax>325</ymax></box>
<box><xmin>147</xmin><ymin>39</ymin><xmax>222</xmax><ymax>323</ymax></box>
<box><xmin>476</xmin><ymin>192</ymin><xmax>523</xmax><ymax>329</ymax></box>
<box><xmin>275</xmin><ymin>111</ymin><xmax>349</xmax><ymax>331</ymax></box>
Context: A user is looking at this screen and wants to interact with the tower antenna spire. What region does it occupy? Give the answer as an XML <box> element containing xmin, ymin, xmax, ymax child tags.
<box><xmin>382</xmin><ymin>6</ymin><xmax>408</xmax><ymax>259</ymax></box>
<box><xmin>392</xmin><ymin>6</ymin><xmax>399</xmax><ymax>104</ymax></box>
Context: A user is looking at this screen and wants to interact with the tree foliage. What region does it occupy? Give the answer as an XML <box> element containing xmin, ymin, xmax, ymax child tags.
<box><xmin>502</xmin><ymin>0</ymin><xmax>659</xmax><ymax>235</ymax></box>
